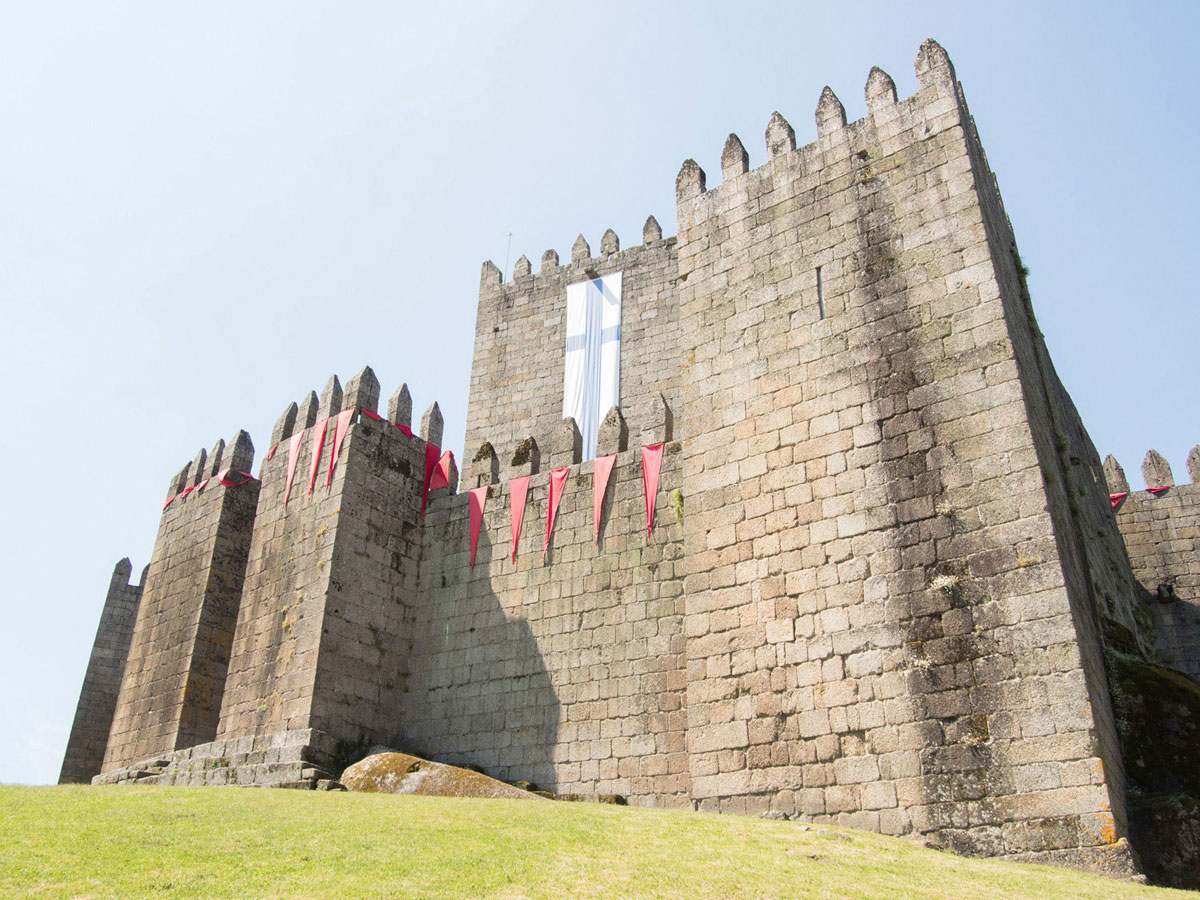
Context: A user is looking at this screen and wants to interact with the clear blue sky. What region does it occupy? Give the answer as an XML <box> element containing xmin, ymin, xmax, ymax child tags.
<box><xmin>2</xmin><ymin>1</ymin><xmax>1196</xmax><ymax>784</ymax></box>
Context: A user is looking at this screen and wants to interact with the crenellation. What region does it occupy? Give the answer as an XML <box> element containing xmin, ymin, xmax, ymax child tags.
<box><xmin>343</xmin><ymin>365</ymin><xmax>380</xmax><ymax>414</ymax></box>
<box><xmin>1142</xmin><ymin>448</ymin><xmax>1174</xmax><ymax>487</ymax></box>
<box><xmin>765</xmin><ymin>111</ymin><xmax>796</xmax><ymax>159</ymax></box>
<box><xmin>271</xmin><ymin>401</ymin><xmax>298</xmax><ymax>445</ymax></box>
<box><xmin>388</xmin><ymin>383</ymin><xmax>412</xmax><ymax>427</ymax></box>
<box><xmin>598</xmin><ymin>406</ymin><xmax>628</xmax><ymax>456</ymax></box>
<box><xmin>554</xmin><ymin>418</ymin><xmax>583</xmax><ymax>468</ymax></box>
<box><xmin>225</xmin><ymin>429</ymin><xmax>255</xmax><ymax>474</ymax></box>
<box><xmin>421</xmin><ymin>401</ymin><xmax>444</xmax><ymax>448</ymax></box>
<box><xmin>815</xmin><ymin>85</ymin><xmax>847</xmax><ymax>137</ymax></box>
<box><xmin>69</xmin><ymin>40</ymin><xmax>1200</xmax><ymax>887</ymax></box>
<box><xmin>190</xmin><ymin>448</ymin><xmax>208</xmax><ymax>486</ymax></box>
<box><xmin>297</xmin><ymin>390</ymin><xmax>320</xmax><ymax>429</ymax></box>
<box><xmin>317</xmin><ymin>374</ymin><xmax>343</xmax><ymax>420</ymax></box>
<box><xmin>865</xmin><ymin>66</ymin><xmax>898</xmax><ymax>112</ymax></box>
<box><xmin>207</xmin><ymin>439</ymin><xmax>226</xmax><ymax>476</ymax></box>
<box><xmin>571</xmin><ymin>234</ymin><xmax>591</xmax><ymax>263</ymax></box>
<box><xmin>471</xmin><ymin>441</ymin><xmax>500</xmax><ymax>487</ymax></box>
<box><xmin>170</xmin><ymin>461</ymin><xmax>192</xmax><ymax>497</ymax></box>
<box><xmin>1103</xmin><ymin>454</ymin><xmax>1128</xmax><ymax>494</ymax></box>
<box><xmin>914</xmin><ymin>38</ymin><xmax>957</xmax><ymax>94</ymax></box>
<box><xmin>721</xmin><ymin>133</ymin><xmax>749</xmax><ymax>182</ymax></box>
<box><xmin>510</xmin><ymin>436</ymin><xmax>540</xmax><ymax>477</ymax></box>
<box><xmin>675</xmin><ymin>159</ymin><xmax>706</xmax><ymax>202</ymax></box>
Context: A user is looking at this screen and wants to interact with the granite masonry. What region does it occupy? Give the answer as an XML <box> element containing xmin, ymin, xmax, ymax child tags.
<box><xmin>61</xmin><ymin>41</ymin><xmax>1200</xmax><ymax>886</ymax></box>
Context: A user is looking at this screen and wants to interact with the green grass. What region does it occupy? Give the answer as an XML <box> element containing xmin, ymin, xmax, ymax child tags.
<box><xmin>0</xmin><ymin>786</ymin><xmax>1188</xmax><ymax>900</ymax></box>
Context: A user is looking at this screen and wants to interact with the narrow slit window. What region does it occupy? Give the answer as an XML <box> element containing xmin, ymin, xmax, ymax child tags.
<box><xmin>816</xmin><ymin>267</ymin><xmax>825</xmax><ymax>319</ymax></box>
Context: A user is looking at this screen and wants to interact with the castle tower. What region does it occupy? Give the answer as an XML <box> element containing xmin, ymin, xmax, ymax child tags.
<box><xmin>101</xmin><ymin>433</ymin><xmax>260</xmax><ymax>772</ymax></box>
<box><xmin>58</xmin><ymin>558</ymin><xmax>145</xmax><ymax>783</ymax></box>
<box><xmin>672</xmin><ymin>40</ymin><xmax>1133</xmax><ymax>871</ymax></box>
<box><xmin>213</xmin><ymin>369</ymin><xmax>432</xmax><ymax>777</ymax></box>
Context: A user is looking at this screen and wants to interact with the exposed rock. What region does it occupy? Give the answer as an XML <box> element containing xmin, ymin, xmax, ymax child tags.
<box><xmin>340</xmin><ymin>753</ymin><xmax>544</xmax><ymax>801</ymax></box>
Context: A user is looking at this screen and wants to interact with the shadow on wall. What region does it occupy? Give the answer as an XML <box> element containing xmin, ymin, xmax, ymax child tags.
<box><xmin>394</xmin><ymin>505</ymin><xmax>561</xmax><ymax>790</ymax></box>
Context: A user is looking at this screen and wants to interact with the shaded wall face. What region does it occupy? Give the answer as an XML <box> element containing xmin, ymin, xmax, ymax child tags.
<box><xmin>404</xmin><ymin>445</ymin><xmax>688</xmax><ymax>806</ymax></box>
<box><xmin>103</xmin><ymin>480</ymin><xmax>258</xmax><ymax>771</ymax></box>
<box><xmin>673</xmin><ymin>79</ymin><xmax>1124</xmax><ymax>859</ymax></box>
<box><xmin>1115</xmin><ymin>484</ymin><xmax>1200</xmax><ymax>678</ymax></box>
<box><xmin>464</xmin><ymin>239</ymin><xmax>679</xmax><ymax>480</ymax></box>
<box><xmin>59</xmin><ymin>566</ymin><xmax>143</xmax><ymax>783</ymax></box>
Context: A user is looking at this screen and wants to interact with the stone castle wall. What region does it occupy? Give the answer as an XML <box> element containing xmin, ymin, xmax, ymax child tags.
<box><xmin>670</xmin><ymin>44</ymin><xmax>1127</xmax><ymax>867</ymax></box>
<box><xmin>217</xmin><ymin>370</ymin><xmax>428</xmax><ymax>751</ymax></box>
<box><xmin>102</xmin><ymin>434</ymin><xmax>259</xmax><ymax>772</ymax></box>
<box><xmin>59</xmin><ymin>559</ymin><xmax>145</xmax><ymax>783</ymax></box>
<box><xmin>402</xmin><ymin>441</ymin><xmax>688</xmax><ymax>805</ymax></box>
<box><xmin>1107</xmin><ymin>450</ymin><xmax>1200</xmax><ymax>678</ymax></box>
<box><xmin>464</xmin><ymin>226</ymin><xmax>679</xmax><ymax>482</ymax></box>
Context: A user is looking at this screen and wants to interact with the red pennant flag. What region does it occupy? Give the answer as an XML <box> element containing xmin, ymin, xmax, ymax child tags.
<box><xmin>544</xmin><ymin>468</ymin><xmax>570</xmax><ymax>558</ymax></box>
<box><xmin>509</xmin><ymin>475</ymin><xmax>530</xmax><ymax>562</ymax></box>
<box><xmin>642</xmin><ymin>443</ymin><xmax>665</xmax><ymax>537</ymax></box>
<box><xmin>1110</xmin><ymin>492</ymin><xmax>1129</xmax><ymax>509</ymax></box>
<box><xmin>1147</xmin><ymin>486</ymin><xmax>1170</xmax><ymax>495</ymax></box>
<box><xmin>307</xmin><ymin>418</ymin><xmax>329</xmax><ymax>497</ymax></box>
<box><xmin>469</xmin><ymin>486</ymin><xmax>488</xmax><ymax>568</ymax></box>
<box><xmin>265</xmin><ymin>443</ymin><xmax>278</xmax><ymax>461</ymax></box>
<box><xmin>593</xmin><ymin>454</ymin><xmax>616</xmax><ymax>544</ymax></box>
<box><xmin>179</xmin><ymin>484</ymin><xmax>196</xmax><ymax>499</ymax></box>
<box><xmin>283</xmin><ymin>431</ymin><xmax>304</xmax><ymax>508</ymax></box>
<box><xmin>163</xmin><ymin>493</ymin><xmax>178</xmax><ymax>511</ymax></box>
<box><xmin>421</xmin><ymin>443</ymin><xmax>441</xmax><ymax>516</ymax></box>
<box><xmin>326</xmin><ymin>409</ymin><xmax>355</xmax><ymax>487</ymax></box>
<box><xmin>429</xmin><ymin>450</ymin><xmax>457</xmax><ymax>492</ymax></box>
<box><xmin>396</xmin><ymin>423</ymin><xmax>414</xmax><ymax>439</ymax></box>
<box><xmin>359</xmin><ymin>408</ymin><xmax>384</xmax><ymax>422</ymax></box>
<box><xmin>194</xmin><ymin>477</ymin><xmax>211</xmax><ymax>494</ymax></box>
<box><xmin>216</xmin><ymin>468</ymin><xmax>254</xmax><ymax>487</ymax></box>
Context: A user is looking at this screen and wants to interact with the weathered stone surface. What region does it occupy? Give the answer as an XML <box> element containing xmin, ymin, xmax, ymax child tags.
<box><xmin>341</xmin><ymin>752</ymin><xmax>542</xmax><ymax>801</ymax></box>
<box><xmin>59</xmin><ymin>560</ymin><xmax>144</xmax><ymax>783</ymax></box>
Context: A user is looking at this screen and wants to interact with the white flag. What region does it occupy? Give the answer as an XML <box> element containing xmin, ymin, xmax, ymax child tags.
<box><xmin>563</xmin><ymin>272</ymin><xmax>622</xmax><ymax>460</ymax></box>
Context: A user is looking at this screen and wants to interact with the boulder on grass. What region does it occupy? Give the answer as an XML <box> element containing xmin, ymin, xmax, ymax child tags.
<box><xmin>340</xmin><ymin>752</ymin><xmax>543</xmax><ymax>801</ymax></box>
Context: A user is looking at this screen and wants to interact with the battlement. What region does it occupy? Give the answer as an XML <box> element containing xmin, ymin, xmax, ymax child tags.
<box><xmin>1104</xmin><ymin>445</ymin><xmax>1200</xmax><ymax>682</ymax></box>
<box><xmin>1103</xmin><ymin>446</ymin><xmax>1200</xmax><ymax>493</ymax></box>
<box><xmin>460</xmin><ymin>396</ymin><xmax>671</xmax><ymax>493</ymax></box>
<box><xmin>480</xmin><ymin>216</ymin><xmax>671</xmax><ymax>290</ymax></box>
<box><xmin>675</xmin><ymin>40</ymin><xmax>962</xmax><ymax>213</ymax></box>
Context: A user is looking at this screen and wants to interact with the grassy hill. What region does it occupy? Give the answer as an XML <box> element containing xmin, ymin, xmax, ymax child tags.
<box><xmin>0</xmin><ymin>785</ymin><xmax>1189</xmax><ymax>899</ymax></box>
